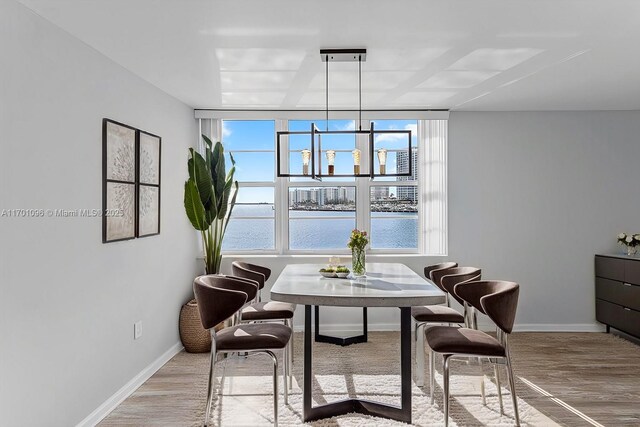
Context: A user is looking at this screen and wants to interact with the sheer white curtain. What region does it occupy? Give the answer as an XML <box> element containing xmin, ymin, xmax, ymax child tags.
<box><xmin>197</xmin><ymin>118</ymin><xmax>222</xmax><ymax>153</ymax></box>
<box><xmin>421</xmin><ymin>120</ymin><xmax>448</xmax><ymax>255</ymax></box>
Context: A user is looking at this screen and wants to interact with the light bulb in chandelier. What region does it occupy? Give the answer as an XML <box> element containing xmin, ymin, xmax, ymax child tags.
<box><xmin>352</xmin><ymin>149</ymin><xmax>361</xmax><ymax>175</ymax></box>
<box><xmin>301</xmin><ymin>149</ymin><xmax>311</xmax><ymax>175</ymax></box>
<box><xmin>377</xmin><ymin>149</ymin><xmax>387</xmax><ymax>175</ymax></box>
<box><xmin>326</xmin><ymin>150</ymin><xmax>336</xmax><ymax>175</ymax></box>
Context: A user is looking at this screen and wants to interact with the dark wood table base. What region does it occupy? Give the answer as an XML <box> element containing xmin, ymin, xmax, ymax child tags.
<box><xmin>314</xmin><ymin>306</ymin><xmax>368</xmax><ymax>346</ymax></box>
<box><xmin>303</xmin><ymin>305</ymin><xmax>412</xmax><ymax>423</ymax></box>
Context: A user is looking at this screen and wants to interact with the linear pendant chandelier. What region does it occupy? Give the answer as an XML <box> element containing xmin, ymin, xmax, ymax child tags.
<box><xmin>276</xmin><ymin>48</ymin><xmax>413</xmax><ymax>180</ymax></box>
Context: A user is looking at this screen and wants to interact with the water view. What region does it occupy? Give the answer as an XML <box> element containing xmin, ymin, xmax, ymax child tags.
<box><xmin>223</xmin><ymin>205</ymin><xmax>417</xmax><ymax>251</ymax></box>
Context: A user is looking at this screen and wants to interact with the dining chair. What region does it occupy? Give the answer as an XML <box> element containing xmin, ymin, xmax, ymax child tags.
<box><xmin>425</xmin><ymin>267</ymin><xmax>483</xmax><ymax>402</ymax></box>
<box><xmin>231</xmin><ymin>261</ymin><xmax>272</xmax><ymax>302</ymax></box>
<box><xmin>415</xmin><ymin>262</ymin><xmax>458</xmax><ymax>344</ymax></box>
<box><xmin>224</xmin><ymin>274</ymin><xmax>293</xmax><ymax>387</ymax></box>
<box><xmin>232</xmin><ymin>261</ymin><xmax>296</xmax><ymax>366</ymax></box>
<box><xmin>194</xmin><ymin>275</ymin><xmax>292</xmax><ymax>427</ymax></box>
<box><xmin>426</xmin><ymin>280</ymin><xmax>521</xmax><ymax>427</ymax></box>
<box><xmin>424</xmin><ymin>262</ymin><xmax>458</xmax><ymax>284</ymax></box>
<box><xmin>414</xmin><ymin>266</ymin><xmax>481</xmax><ymax>387</ymax></box>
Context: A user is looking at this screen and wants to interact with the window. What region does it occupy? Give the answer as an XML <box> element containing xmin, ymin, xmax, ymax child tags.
<box><xmin>224</xmin><ymin>187</ymin><xmax>275</xmax><ymax>251</ymax></box>
<box><xmin>289</xmin><ymin>186</ymin><xmax>356</xmax><ymax>250</ymax></box>
<box><xmin>202</xmin><ymin>116</ymin><xmax>447</xmax><ymax>255</ymax></box>
<box><xmin>220</xmin><ymin>120</ymin><xmax>275</xmax><ymax>251</ymax></box>
<box><xmin>368</xmin><ymin>120</ymin><xmax>418</xmax><ymax>249</ymax></box>
<box><xmin>370</xmin><ymin>185</ymin><xmax>418</xmax><ymax>249</ymax></box>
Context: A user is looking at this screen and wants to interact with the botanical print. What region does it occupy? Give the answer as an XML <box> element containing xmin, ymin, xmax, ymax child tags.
<box><xmin>139</xmin><ymin>132</ymin><xmax>160</xmax><ymax>185</ymax></box>
<box><xmin>106</xmin><ymin>122</ymin><xmax>135</xmax><ymax>182</ymax></box>
<box><xmin>105</xmin><ymin>182</ymin><xmax>135</xmax><ymax>240</ymax></box>
<box><xmin>138</xmin><ymin>185</ymin><xmax>159</xmax><ymax>235</ymax></box>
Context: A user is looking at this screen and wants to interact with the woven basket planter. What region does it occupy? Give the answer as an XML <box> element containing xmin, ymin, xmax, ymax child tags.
<box><xmin>179</xmin><ymin>299</ymin><xmax>222</xmax><ymax>353</ymax></box>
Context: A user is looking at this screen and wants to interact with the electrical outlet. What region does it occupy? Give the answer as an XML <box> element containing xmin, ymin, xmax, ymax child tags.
<box><xmin>134</xmin><ymin>321</ymin><xmax>143</xmax><ymax>340</ymax></box>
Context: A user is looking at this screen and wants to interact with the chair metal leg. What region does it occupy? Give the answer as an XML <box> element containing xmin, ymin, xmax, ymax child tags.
<box><xmin>218</xmin><ymin>351</ymin><xmax>229</xmax><ymax>396</ymax></box>
<box><xmin>416</xmin><ymin>323</ymin><xmax>425</xmax><ymax>387</ymax></box>
<box><xmin>283</xmin><ymin>345</ymin><xmax>289</xmax><ymax>405</ymax></box>
<box><xmin>429</xmin><ymin>349</ymin><xmax>435</xmax><ymax>405</ymax></box>
<box><xmin>260</xmin><ymin>350</ymin><xmax>278</xmax><ymax>427</ymax></box>
<box><xmin>506</xmin><ymin>354</ymin><xmax>520</xmax><ymax>426</ymax></box>
<box><xmin>204</xmin><ymin>338</ymin><xmax>217</xmax><ymax>427</ymax></box>
<box><xmin>443</xmin><ymin>355</ymin><xmax>451</xmax><ymax>427</ymax></box>
<box><xmin>480</xmin><ymin>369</ymin><xmax>486</xmax><ymax>406</ymax></box>
<box><xmin>286</xmin><ymin>318</ymin><xmax>293</xmax><ymax>388</ymax></box>
<box><xmin>494</xmin><ymin>363</ymin><xmax>504</xmax><ymax>415</ymax></box>
<box><xmin>290</xmin><ymin>317</ymin><xmax>295</xmax><ymax>364</ymax></box>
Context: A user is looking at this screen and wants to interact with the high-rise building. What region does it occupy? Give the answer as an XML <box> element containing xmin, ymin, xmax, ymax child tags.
<box><xmin>396</xmin><ymin>148</ymin><xmax>418</xmax><ymax>201</ymax></box>
<box><xmin>371</xmin><ymin>186</ymin><xmax>390</xmax><ymax>200</ymax></box>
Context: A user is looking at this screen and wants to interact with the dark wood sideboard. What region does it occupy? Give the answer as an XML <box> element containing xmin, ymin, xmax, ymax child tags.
<box><xmin>595</xmin><ymin>254</ymin><xmax>640</xmax><ymax>338</ymax></box>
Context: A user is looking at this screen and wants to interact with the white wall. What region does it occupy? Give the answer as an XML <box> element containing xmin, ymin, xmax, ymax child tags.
<box><xmin>222</xmin><ymin>110</ymin><xmax>640</xmax><ymax>333</ymax></box>
<box><xmin>0</xmin><ymin>1</ymin><xmax>199</xmax><ymax>426</ymax></box>
<box><xmin>448</xmin><ymin>111</ymin><xmax>640</xmax><ymax>330</ymax></box>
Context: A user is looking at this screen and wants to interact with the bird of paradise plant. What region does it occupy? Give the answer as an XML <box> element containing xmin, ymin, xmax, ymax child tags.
<box><xmin>184</xmin><ymin>135</ymin><xmax>238</xmax><ymax>274</ymax></box>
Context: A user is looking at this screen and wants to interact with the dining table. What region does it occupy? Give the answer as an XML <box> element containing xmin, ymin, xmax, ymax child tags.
<box><xmin>270</xmin><ymin>262</ymin><xmax>446</xmax><ymax>423</ymax></box>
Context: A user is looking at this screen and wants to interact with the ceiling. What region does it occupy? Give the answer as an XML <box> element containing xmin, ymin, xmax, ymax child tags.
<box><xmin>18</xmin><ymin>0</ymin><xmax>640</xmax><ymax>111</ymax></box>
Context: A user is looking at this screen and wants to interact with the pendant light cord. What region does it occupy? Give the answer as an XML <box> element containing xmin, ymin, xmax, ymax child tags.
<box><xmin>325</xmin><ymin>54</ymin><xmax>329</xmax><ymax>131</ymax></box>
<box><xmin>358</xmin><ymin>54</ymin><xmax>362</xmax><ymax>131</ymax></box>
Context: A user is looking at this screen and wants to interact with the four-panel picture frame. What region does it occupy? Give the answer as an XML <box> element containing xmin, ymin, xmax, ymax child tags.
<box><xmin>103</xmin><ymin>118</ymin><xmax>161</xmax><ymax>243</ymax></box>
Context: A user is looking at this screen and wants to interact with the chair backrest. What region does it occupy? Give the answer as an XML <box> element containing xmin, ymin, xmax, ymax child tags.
<box><xmin>193</xmin><ymin>275</ymin><xmax>251</xmax><ymax>330</ymax></box>
<box><xmin>454</xmin><ymin>280</ymin><xmax>519</xmax><ymax>333</ymax></box>
<box><xmin>231</xmin><ymin>261</ymin><xmax>271</xmax><ymax>289</ymax></box>
<box><xmin>440</xmin><ymin>267</ymin><xmax>482</xmax><ymax>305</ymax></box>
<box><xmin>424</xmin><ymin>262</ymin><xmax>458</xmax><ymax>281</ymax></box>
<box><xmin>430</xmin><ymin>265</ymin><xmax>460</xmax><ymax>292</ymax></box>
<box><xmin>221</xmin><ymin>275</ymin><xmax>259</xmax><ymax>301</ymax></box>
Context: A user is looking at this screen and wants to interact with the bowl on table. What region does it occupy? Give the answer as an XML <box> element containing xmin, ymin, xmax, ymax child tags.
<box><xmin>319</xmin><ymin>270</ymin><xmax>337</xmax><ymax>278</ymax></box>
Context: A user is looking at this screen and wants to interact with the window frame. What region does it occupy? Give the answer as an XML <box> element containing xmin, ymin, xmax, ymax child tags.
<box><xmin>200</xmin><ymin>114</ymin><xmax>443</xmax><ymax>256</ymax></box>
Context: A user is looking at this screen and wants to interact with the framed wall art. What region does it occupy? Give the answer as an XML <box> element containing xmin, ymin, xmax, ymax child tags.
<box><xmin>103</xmin><ymin>119</ymin><xmax>137</xmax><ymax>243</ymax></box>
<box><xmin>137</xmin><ymin>130</ymin><xmax>161</xmax><ymax>237</ymax></box>
<box><xmin>102</xmin><ymin>119</ymin><xmax>161</xmax><ymax>243</ymax></box>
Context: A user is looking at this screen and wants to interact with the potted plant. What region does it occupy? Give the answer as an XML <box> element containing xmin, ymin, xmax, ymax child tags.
<box><xmin>617</xmin><ymin>232</ymin><xmax>640</xmax><ymax>256</ymax></box>
<box><xmin>348</xmin><ymin>229</ymin><xmax>369</xmax><ymax>276</ymax></box>
<box><xmin>180</xmin><ymin>135</ymin><xmax>239</xmax><ymax>352</ymax></box>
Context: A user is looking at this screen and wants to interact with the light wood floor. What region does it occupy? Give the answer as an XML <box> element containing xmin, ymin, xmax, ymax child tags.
<box><xmin>100</xmin><ymin>332</ymin><xmax>640</xmax><ymax>426</ymax></box>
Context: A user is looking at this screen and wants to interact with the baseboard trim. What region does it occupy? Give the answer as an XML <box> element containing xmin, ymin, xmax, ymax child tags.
<box><xmin>295</xmin><ymin>322</ymin><xmax>606</xmax><ymax>333</ymax></box>
<box><xmin>76</xmin><ymin>342</ymin><xmax>183</xmax><ymax>427</ymax></box>
<box><xmin>512</xmin><ymin>323</ymin><xmax>605</xmax><ymax>332</ymax></box>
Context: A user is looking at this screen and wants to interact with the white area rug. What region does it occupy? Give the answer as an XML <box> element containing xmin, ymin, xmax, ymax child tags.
<box><xmin>200</xmin><ymin>334</ymin><xmax>558</xmax><ymax>426</ymax></box>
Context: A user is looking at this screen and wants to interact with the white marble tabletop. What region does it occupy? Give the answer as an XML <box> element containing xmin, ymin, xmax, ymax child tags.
<box><xmin>270</xmin><ymin>263</ymin><xmax>446</xmax><ymax>307</ymax></box>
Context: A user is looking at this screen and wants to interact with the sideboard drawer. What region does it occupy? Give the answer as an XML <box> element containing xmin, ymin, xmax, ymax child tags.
<box><xmin>595</xmin><ymin>256</ymin><xmax>625</xmax><ymax>281</ymax></box>
<box><xmin>626</xmin><ymin>306</ymin><xmax>640</xmax><ymax>337</ymax></box>
<box><xmin>596</xmin><ymin>299</ymin><xmax>640</xmax><ymax>337</ymax></box>
<box><xmin>596</xmin><ymin>299</ymin><xmax>625</xmax><ymax>330</ymax></box>
<box><xmin>625</xmin><ymin>259</ymin><xmax>640</xmax><ymax>286</ymax></box>
<box><xmin>595</xmin><ymin>277</ymin><xmax>640</xmax><ymax>311</ymax></box>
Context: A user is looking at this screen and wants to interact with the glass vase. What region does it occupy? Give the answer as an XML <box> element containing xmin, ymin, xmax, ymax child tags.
<box><xmin>627</xmin><ymin>245</ymin><xmax>637</xmax><ymax>256</ymax></box>
<box><xmin>352</xmin><ymin>247</ymin><xmax>366</xmax><ymax>276</ymax></box>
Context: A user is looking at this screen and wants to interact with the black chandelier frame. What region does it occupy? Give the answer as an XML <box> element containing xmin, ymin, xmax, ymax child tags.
<box><xmin>275</xmin><ymin>48</ymin><xmax>413</xmax><ymax>181</ymax></box>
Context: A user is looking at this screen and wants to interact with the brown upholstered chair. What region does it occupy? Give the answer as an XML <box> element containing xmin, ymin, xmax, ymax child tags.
<box><xmin>414</xmin><ymin>263</ymin><xmax>480</xmax><ymax>387</ymax></box>
<box><xmin>424</xmin><ymin>262</ymin><xmax>458</xmax><ymax>283</ymax></box>
<box><xmin>416</xmin><ymin>267</ymin><xmax>482</xmax><ymax>389</ymax></box>
<box><xmin>426</xmin><ymin>280</ymin><xmax>521</xmax><ymax>427</ymax></box>
<box><xmin>194</xmin><ymin>275</ymin><xmax>292</xmax><ymax>427</ymax></box>
<box><xmin>232</xmin><ymin>261</ymin><xmax>296</xmax><ymax>369</ymax></box>
<box><xmin>231</xmin><ymin>261</ymin><xmax>271</xmax><ymax>301</ymax></box>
